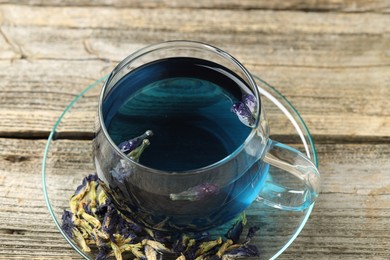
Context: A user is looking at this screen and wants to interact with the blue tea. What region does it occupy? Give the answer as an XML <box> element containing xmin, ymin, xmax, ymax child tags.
<box><xmin>102</xmin><ymin>57</ymin><xmax>269</xmax><ymax>231</ymax></box>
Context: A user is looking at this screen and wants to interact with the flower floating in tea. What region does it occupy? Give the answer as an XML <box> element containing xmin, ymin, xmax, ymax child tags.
<box><xmin>117</xmin><ymin>130</ymin><xmax>153</xmax><ymax>155</ymax></box>
<box><xmin>231</xmin><ymin>94</ymin><xmax>257</xmax><ymax>127</ymax></box>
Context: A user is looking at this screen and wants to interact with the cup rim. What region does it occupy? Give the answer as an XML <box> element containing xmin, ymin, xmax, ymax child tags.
<box><xmin>98</xmin><ymin>40</ymin><xmax>263</xmax><ymax>176</ymax></box>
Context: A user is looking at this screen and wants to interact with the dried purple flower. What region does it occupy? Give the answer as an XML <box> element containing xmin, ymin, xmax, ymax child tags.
<box><xmin>61</xmin><ymin>210</ymin><xmax>74</xmax><ymax>238</ymax></box>
<box><xmin>117</xmin><ymin>130</ymin><xmax>153</xmax><ymax>154</ymax></box>
<box><xmin>225</xmin><ymin>214</ymin><xmax>246</xmax><ymax>244</ymax></box>
<box><xmin>195</xmin><ymin>236</ymin><xmax>222</xmax><ymax>256</ymax></box>
<box><xmin>231</xmin><ymin>102</ymin><xmax>256</xmax><ymax>127</ymax></box>
<box><xmin>244</xmin><ymin>226</ymin><xmax>260</xmax><ymax>244</ymax></box>
<box><xmin>243</xmin><ymin>94</ymin><xmax>257</xmax><ymax>114</ymax></box>
<box><xmin>110</xmin><ymin>241</ymin><xmax>122</xmax><ymax>260</ymax></box>
<box><xmin>128</xmin><ymin>139</ymin><xmax>151</xmax><ymax>161</ymax></box>
<box><xmin>224</xmin><ymin>243</ymin><xmax>259</xmax><ymax>258</ymax></box>
<box><xmin>95</xmin><ymin>244</ymin><xmax>110</xmax><ymax>260</ymax></box>
<box><xmin>72</xmin><ymin>227</ymin><xmax>91</xmax><ymax>252</ymax></box>
<box><xmin>216</xmin><ymin>239</ymin><xmax>233</xmax><ymax>258</ymax></box>
<box><xmin>119</xmin><ymin>243</ymin><xmax>146</xmax><ymax>259</ymax></box>
<box><xmin>63</xmin><ymin>171</ymin><xmax>263</xmax><ymax>260</ymax></box>
<box><xmin>142</xmin><ymin>239</ymin><xmax>172</xmax><ymax>254</ymax></box>
<box><xmin>117</xmin><ymin>218</ymin><xmax>137</xmax><ymax>241</ymax></box>
<box><xmin>145</xmin><ymin>244</ymin><xmax>163</xmax><ymax>260</ymax></box>
<box><xmin>102</xmin><ymin>205</ymin><xmax>120</xmax><ymax>240</ymax></box>
<box><xmin>172</xmin><ymin>234</ymin><xmax>190</xmax><ymax>253</ymax></box>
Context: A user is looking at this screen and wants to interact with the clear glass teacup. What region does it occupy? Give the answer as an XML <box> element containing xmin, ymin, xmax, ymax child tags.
<box><xmin>93</xmin><ymin>41</ymin><xmax>320</xmax><ymax>232</ymax></box>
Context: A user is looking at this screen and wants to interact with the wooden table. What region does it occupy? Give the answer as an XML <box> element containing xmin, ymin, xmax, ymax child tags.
<box><xmin>0</xmin><ymin>1</ymin><xmax>389</xmax><ymax>259</ymax></box>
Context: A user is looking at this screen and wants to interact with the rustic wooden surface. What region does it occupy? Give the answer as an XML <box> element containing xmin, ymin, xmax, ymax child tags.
<box><xmin>0</xmin><ymin>0</ymin><xmax>389</xmax><ymax>259</ymax></box>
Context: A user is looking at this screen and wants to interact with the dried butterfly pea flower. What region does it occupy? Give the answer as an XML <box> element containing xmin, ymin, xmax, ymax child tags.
<box><xmin>119</xmin><ymin>242</ymin><xmax>146</xmax><ymax>259</ymax></box>
<box><xmin>195</xmin><ymin>236</ymin><xmax>223</xmax><ymax>257</ymax></box>
<box><xmin>72</xmin><ymin>227</ymin><xmax>91</xmax><ymax>252</ymax></box>
<box><xmin>225</xmin><ymin>213</ymin><xmax>247</xmax><ymax>243</ymax></box>
<box><xmin>222</xmin><ymin>244</ymin><xmax>259</xmax><ymax>259</ymax></box>
<box><xmin>128</xmin><ymin>139</ymin><xmax>151</xmax><ymax>161</ymax></box>
<box><xmin>87</xmin><ymin>177</ymin><xmax>99</xmax><ymax>211</ymax></box>
<box><xmin>63</xmin><ymin>173</ymin><xmax>262</xmax><ymax>260</ymax></box>
<box><xmin>216</xmin><ymin>239</ymin><xmax>234</xmax><ymax>258</ymax></box>
<box><xmin>172</xmin><ymin>234</ymin><xmax>190</xmax><ymax>253</ymax></box>
<box><xmin>117</xmin><ymin>130</ymin><xmax>153</xmax><ymax>155</ymax></box>
<box><xmin>176</xmin><ymin>253</ymin><xmax>186</xmax><ymax>260</ymax></box>
<box><xmin>61</xmin><ymin>210</ymin><xmax>74</xmax><ymax>238</ymax></box>
<box><xmin>113</xmin><ymin>233</ymin><xmax>132</xmax><ymax>246</ymax></box>
<box><xmin>231</xmin><ymin>102</ymin><xmax>256</xmax><ymax>127</ymax></box>
<box><xmin>73</xmin><ymin>217</ymin><xmax>94</xmax><ymax>235</ymax></box>
<box><xmin>110</xmin><ymin>240</ymin><xmax>122</xmax><ymax>260</ymax></box>
<box><xmin>95</xmin><ymin>244</ymin><xmax>111</xmax><ymax>260</ymax></box>
<box><xmin>77</xmin><ymin>206</ymin><xmax>101</xmax><ymax>229</ymax></box>
<box><xmin>144</xmin><ymin>227</ymin><xmax>171</xmax><ymax>243</ymax></box>
<box><xmin>145</xmin><ymin>244</ymin><xmax>163</xmax><ymax>260</ymax></box>
<box><xmin>244</xmin><ymin>226</ymin><xmax>260</xmax><ymax>244</ymax></box>
<box><xmin>98</xmin><ymin>189</ymin><xmax>108</xmax><ymax>206</ymax></box>
<box><xmin>242</xmin><ymin>94</ymin><xmax>257</xmax><ymax>114</ymax></box>
<box><xmin>102</xmin><ymin>205</ymin><xmax>121</xmax><ymax>240</ymax></box>
<box><xmin>142</xmin><ymin>239</ymin><xmax>172</xmax><ymax>254</ymax></box>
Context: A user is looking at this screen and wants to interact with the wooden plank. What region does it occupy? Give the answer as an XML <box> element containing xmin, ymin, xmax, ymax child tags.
<box><xmin>1</xmin><ymin>138</ymin><xmax>390</xmax><ymax>258</ymax></box>
<box><xmin>0</xmin><ymin>0</ymin><xmax>389</xmax><ymax>13</ymax></box>
<box><xmin>0</xmin><ymin>59</ymin><xmax>389</xmax><ymax>141</ymax></box>
<box><xmin>0</xmin><ymin>5</ymin><xmax>389</xmax><ymax>35</ymax></box>
<box><xmin>0</xmin><ymin>5</ymin><xmax>388</xmax><ymax>141</ymax></box>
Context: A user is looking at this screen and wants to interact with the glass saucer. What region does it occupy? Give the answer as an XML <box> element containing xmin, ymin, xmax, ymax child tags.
<box><xmin>42</xmin><ymin>75</ymin><xmax>317</xmax><ymax>259</ymax></box>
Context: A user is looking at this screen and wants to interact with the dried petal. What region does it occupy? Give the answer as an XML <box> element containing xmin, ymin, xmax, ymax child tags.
<box><xmin>243</xmin><ymin>94</ymin><xmax>257</xmax><ymax>114</ymax></box>
<box><xmin>172</xmin><ymin>234</ymin><xmax>190</xmax><ymax>253</ymax></box>
<box><xmin>142</xmin><ymin>239</ymin><xmax>172</xmax><ymax>254</ymax></box>
<box><xmin>87</xmin><ymin>178</ymin><xmax>98</xmax><ymax>210</ymax></box>
<box><xmin>110</xmin><ymin>241</ymin><xmax>122</xmax><ymax>260</ymax></box>
<box><xmin>176</xmin><ymin>254</ymin><xmax>186</xmax><ymax>260</ymax></box>
<box><xmin>196</xmin><ymin>237</ymin><xmax>223</xmax><ymax>256</ymax></box>
<box><xmin>225</xmin><ymin>213</ymin><xmax>247</xmax><ymax>243</ymax></box>
<box><xmin>222</xmin><ymin>244</ymin><xmax>259</xmax><ymax>258</ymax></box>
<box><xmin>95</xmin><ymin>229</ymin><xmax>110</xmax><ymax>240</ymax></box>
<box><xmin>95</xmin><ymin>244</ymin><xmax>111</xmax><ymax>260</ymax></box>
<box><xmin>72</xmin><ymin>227</ymin><xmax>91</xmax><ymax>252</ymax></box>
<box><xmin>102</xmin><ymin>205</ymin><xmax>120</xmax><ymax>239</ymax></box>
<box><xmin>231</xmin><ymin>102</ymin><xmax>256</xmax><ymax>127</ymax></box>
<box><xmin>73</xmin><ymin>217</ymin><xmax>94</xmax><ymax>236</ymax></box>
<box><xmin>128</xmin><ymin>139</ymin><xmax>150</xmax><ymax>161</ymax></box>
<box><xmin>118</xmin><ymin>130</ymin><xmax>153</xmax><ymax>154</ymax></box>
<box><xmin>120</xmin><ymin>243</ymin><xmax>146</xmax><ymax>259</ymax></box>
<box><xmin>98</xmin><ymin>190</ymin><xmax>108</xmax><ymax>206</ymax></box>
<box><xmin>244</xmin><ymin>226</ymin><xmax>260</xmax><ymax>244</ymax></box>
<box><xmin>113</xmin><ymin>233</ymin><xmax>132</xmax><ymax>246</ymax></box>
<box><xmin>216</xmin><ymin>239</ymin><xmax>234</xmax><ymax>257</ymax></box>
<box><xmin>78</xmin><ymin>207</ymin><xmax>101</xmax><ymax>229</ymax></box>
<box><xmin>61</xmin><ymin>210</ymin><xmax>74</xmax><ymax>238</ymax></box>
<box><xmin>145</xmin><ymin>244</ymin><xmax>163</xmax><ymax>260</ymax></box>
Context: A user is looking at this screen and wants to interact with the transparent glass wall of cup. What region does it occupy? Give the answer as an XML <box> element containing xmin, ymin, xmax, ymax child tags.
<box><xmin>93</xmin><ymin>41</ymin><xmax>320</xmax><ymax>232</ymax></box>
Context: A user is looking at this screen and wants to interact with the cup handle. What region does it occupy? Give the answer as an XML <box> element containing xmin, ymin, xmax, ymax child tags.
<box><xmin>258</xmin><ymin>140</ymin><xmax>320</xmax><ymax>211</ymax></box>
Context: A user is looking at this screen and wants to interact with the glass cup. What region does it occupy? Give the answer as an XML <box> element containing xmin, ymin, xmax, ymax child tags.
<box><xmin>93</xmin><ymin>41</ymin><xmax>320</xmax><ymax>232</ymax></box>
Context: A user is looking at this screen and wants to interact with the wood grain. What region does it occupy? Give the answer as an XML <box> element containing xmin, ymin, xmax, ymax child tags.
<box><xmin>1</xmin><ymin>138</ymin><xmax>390</xmax><ymax>259</ymax></box>
<box><xmin>0</xmin><ymin>1</ymin><xmax>389</xmax><ymax>259</ymax></box>
<box><xmin>0</xmin><ymin>4</ymin><xmax>389</xmax><ymax>141</ymax></box>
<box><xmin>0</xmin><ymin>0</ymin><xmax>389</xmax><ymax>13</ymax></box>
